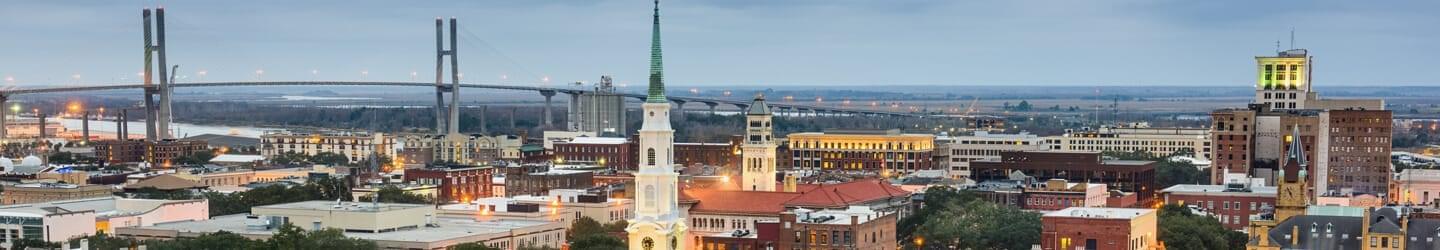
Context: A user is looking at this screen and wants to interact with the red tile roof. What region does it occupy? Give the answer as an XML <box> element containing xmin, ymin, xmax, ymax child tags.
<box><xmin>785</xmin><ymin>179</ymin><xmax>910</xmax><ymax>208</ymax></box>
<box><xmin>683</xmin><ymin>190</ymin><xmax>801</xmax><ymax>215</ymax></box>
<box><xmin>682</xmin><ymin>179</ymin><xmax>910</xmax><ymax>215</ymax></box>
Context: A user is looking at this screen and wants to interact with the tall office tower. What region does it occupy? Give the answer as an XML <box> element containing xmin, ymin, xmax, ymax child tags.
<box><xmin>626</xmin><ymin>1</ymin><xmax>688</xmax><ymax>249</ymax></box>
<box><xmin>577</xmin><ymin>75</ymin><xmax>628</xmax><ymax>135</ymax></box>
<box><xmin>1255</xmin><ymin>49</ymin><xmax>1312</xmax><ymax>110</ymax></box>
<box><xmin>741</xmin><ymin>94</ymin><xmax>777</xmax><ymax>191</ymax></box>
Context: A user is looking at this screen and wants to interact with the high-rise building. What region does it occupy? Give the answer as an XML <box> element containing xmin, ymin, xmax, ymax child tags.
<box><xmin>626</xmin><ymin>0</ymin><xmax>688</xmax><ymax>248</ymax></box>
<box><xmin>1255</xmin><ymin>49</ymin><xmax>1313</xmax><ymax>110</ymax></box>
<box><xmin>741</xmin><ymin>94</ymin><xmax>777</xmax><ymax>191</ymax></box>
<box><xmin>575</xmin><ymin>75</ymin><xmax>628</xmax><ymax>135</ymax></box>
<box><xmin>1211</xmin><ymin>49</ymin><xmax>1391</xmax><ymax>197</ymax></box>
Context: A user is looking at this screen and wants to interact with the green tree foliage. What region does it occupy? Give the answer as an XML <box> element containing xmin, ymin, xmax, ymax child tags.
<box><xmin>130</xmin><ymin>186</ymin><xmax>198</xmax><ymax>200</ymax></box>
<box><xmin>141</xmin><ymin>231</ymin><xmax>255</xmax><ymax>250</ymax></box>
<box><xmin>357</xmin><ymin>186</ymin><xmax>432</xmax><ymax>204</ymax></box>
<box><xmin>11</xmin><ymin>237</ymin><xmax>60</xmax><ymax>250</ymax></box>
<box><xmin>260</xmin><ymin>224</ymin><xmax>378</xmax><ymax>250</ymax></box>
<box><xmin>570</xmin><ymin>234</ymin><xmax>627</xmax><ymax>250</ymax></box>
<box><xmin>79</xmin><ymin>232</ymin><xmax>137</xmax><ymax>250</ymax></box>
<box><xmin>175</xmin><ymin>150</ymin><xmax>218</xmax><ymax>166</ymax></box>
<box><xmin>900</xmin><ymin>186</ymin><xmax>1041</xmax><ymax>250</ymax></box>
<box><xmin>309</xmin><ymin>152</ymin><xmax>351</xmax><ymax>166</ymax></box>
<box><xmin>448</xmin><ymin>242</ymin><xmax>502</xmax><ymax>250</ymax></box>
<box><xmin>449</xmin><ymin>242</ymin><xmax>506</xmax><ymax>250</ymax></box>
<box><xmin>567</xmin><ymin>216</ymin><xmax>629</xmax><ymax>249</ymax></box>
<box><xmin>205</xmin><ymin>177</ymin><xmax>353</xmax><ymax>216</ymax></box>
<box><xmin>270</xmin><ymin>151</ymin><xmax>311</xmax><ymax>166</ymax></box>
<box><xmin>1103</xmin><ymin>150</ymin><xmax>1209</xmax><ymax>187</ymax></box>
<box><xmin>1157</xmin><ymin>204</ymin><xmax>1246</xmax><ymax>250</ymax></box>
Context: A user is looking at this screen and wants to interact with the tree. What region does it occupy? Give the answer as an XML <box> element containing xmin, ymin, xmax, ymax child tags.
<box><xmin>10</xmin><ymin>237</ymin><xmax>59</xmax><ymax>250</ymax></box>
<box><xmin>448</xmin><ymin>242</ymin><xmax>501</xmax><ymax>250</ymax></box>
<box><xmin>310</xmin><ymin>152</ymin><xmax>351</xmax><ymax>166</ymax></box>
<box><xmin>1104</xmin><ymin>150</ymin><xmax>1208</xmax><ymax>186</ymax></box>
<box><xmin>271</xmin><ymin>151</ymin><xmax>310</xmax><ymax>166</ymax></box>
<box><xmin>262</xmin><ymin>223</ymin><xmax>377</xmax><ymax>250</ymax></box>
<box><xmin>570</xmin><ymin>234</ymin><xmax>626</xmax><ymax>250</ymax></box>
<box><xmin>1157</xmin><ymin>204</ymin><xmax>1246</xmax><ymax>250</ymax></box>
<box><xmin>175</xmin><ymin>150</ymin><xmax>218</xmax><ymax>166</ymax></box>
<box><xmin>131</xmin><ymin>186</ymin><xmax>197</xmax><ymax>200</ymax></box>
<box><xmin>900</xmin><ymin>186</ymin><xmax>1040</xmax><ymax>250</ymax></box>
<box><xmin>358</xmin><ymin>186</ymin><xmax>432</xmax><ymax>204</ymax></box>
<box><xmin>568</xmin><ymin>216</ymin><xmax>609</xmax><ymax>241</ymax></box>
<box><xmin>141</xmin><ymin>231</ymin><xmax>256</xmax><ymax>250</ymax></box>
<box><xmin>48</xmin><ymin>151</ymin><xmax>79</xmax><ymax>164</ymax></box>
<box><xmin>1015</xmin><ymin>100</ymin><xmax>1033</xmax><ymax>111</ymax></box>
<box><xmin>205</xmin><ymin>177</ymin><xmax>353</xmax><ymax>216</ymax></box>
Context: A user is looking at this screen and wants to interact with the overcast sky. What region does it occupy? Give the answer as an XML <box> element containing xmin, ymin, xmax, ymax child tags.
<box><xmin>1</xmin><ymin>0</ymin><xmax>1436</xmax><ymax>88</ymax></box>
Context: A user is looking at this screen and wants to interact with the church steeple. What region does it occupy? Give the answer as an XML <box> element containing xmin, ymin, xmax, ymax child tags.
<box><xmin>646</xmin><ymin>0</ymin><xmax>666</xmax><ymax>103</ymax></box>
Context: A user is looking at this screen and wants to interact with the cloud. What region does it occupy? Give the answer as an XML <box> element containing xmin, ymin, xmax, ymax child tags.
<box><xmin>0</xmin><ymin>0</ymin><xmax>1436</xmax><ymax>87</ymax></box>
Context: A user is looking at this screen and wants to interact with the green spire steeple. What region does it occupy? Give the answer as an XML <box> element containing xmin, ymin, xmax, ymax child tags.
<box><xmin>645</xmin><ymin>0</ymin><xmax>666</xmax><ymax>103</ymax></box>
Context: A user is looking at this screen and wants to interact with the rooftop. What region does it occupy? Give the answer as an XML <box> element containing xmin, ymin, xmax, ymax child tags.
<box><xmin>564</xmin><ymin>137</ymin><xmax>628</xmax><ymax>145</ymax></box>
<box><xmin>1161</xmin><ymin>184</ymin><xmax>1276</xmax><ymax>196</ymax></box>
<box><xmin>0</xmin><ymin>196</ymin><xmax>202</xmax><ymax>219</ymax></box>
<box><xmin>256</xmin><ymin>200</ymin><xmax>429</xmax><ymax>213</ymax></box>
<box><xmin>1044</xmin><ymin>207</ymin><xmax>1154</xmax><ymax>220</ymax></box>
<box><xmin>136</xmin><ymin>214</ymin><xmax>550</xmax><ymax>243</ymax></box>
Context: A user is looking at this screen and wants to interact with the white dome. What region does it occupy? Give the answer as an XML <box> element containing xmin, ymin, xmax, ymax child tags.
<box><xmin>11</xmin><ymin>155</ymin><xmax>45</xmax><ymax>173</ymax></box>
<box><xmin>0</xmin><ymin>157</ymin><xmax>11</xmax><ymax>172</ymax></box>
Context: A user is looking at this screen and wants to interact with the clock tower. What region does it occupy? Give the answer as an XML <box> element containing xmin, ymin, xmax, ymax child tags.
<box><xmin>1273</xmin><ymin>125</ymin><xmax>1309</xmax><ymax>222</ymax></box>
<box><xmin>626</xmin><ymin>1</ymin><xmax>688</xmax><ymax>249</ymax></box>
<box><xmin>741</xmin><ymin>94</ymin><xmax>777</xmax><ymax>191</ymax></box>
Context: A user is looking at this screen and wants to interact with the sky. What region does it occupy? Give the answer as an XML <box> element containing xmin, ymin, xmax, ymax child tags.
<box><xmin>1</xmin><ymin>0</ymin><xmax>1437</xmax><ymax>88</ymax></box>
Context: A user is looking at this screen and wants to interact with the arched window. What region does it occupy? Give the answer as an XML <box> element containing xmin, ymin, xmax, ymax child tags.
<box><xmin>645</xmin><ymin>185</ymin><xmax>656</xmax><ymax>208</ymax></box>
<box><xmin>647</xmin><ymin>148</ymin><xmax>656</xmax><ymax>166</ymax></box>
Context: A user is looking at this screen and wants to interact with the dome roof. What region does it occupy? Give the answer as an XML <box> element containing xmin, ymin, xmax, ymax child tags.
<box><xmin>0</xmin><ymin>157</ymin><xmax>11</xmax><ymax>172</ymax></box>
<box><xmin>13</xmin><ymin>155</ymin><xmax>44</xmax><ymax>173</ymax></box>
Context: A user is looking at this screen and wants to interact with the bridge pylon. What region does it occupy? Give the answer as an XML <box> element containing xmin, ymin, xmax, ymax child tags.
<box><xmin>435</xmin><ymin>17</ymin><xmax>461</xmax><ymax>135</ymax></box>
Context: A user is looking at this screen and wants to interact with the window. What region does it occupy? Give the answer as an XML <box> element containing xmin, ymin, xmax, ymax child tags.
<box><xmin>646</xmin><ymin>148</ymin><xmax>656</xmax><ymax>166</ymax></box>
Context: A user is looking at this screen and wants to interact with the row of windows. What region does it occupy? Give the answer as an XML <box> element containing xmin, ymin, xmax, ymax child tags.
<box><xmin>1263</xmin><ymin>92</ymin><xmax>1300</xmax><ymax>100</ymax></box>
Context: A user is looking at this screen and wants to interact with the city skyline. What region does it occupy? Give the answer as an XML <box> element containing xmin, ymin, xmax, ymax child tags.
<box><xmin>2</xmin><ymin>0</ymin><xmax>1438</xmax><ymax>87</ymax></box>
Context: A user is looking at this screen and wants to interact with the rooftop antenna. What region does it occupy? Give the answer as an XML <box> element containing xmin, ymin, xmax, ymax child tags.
<box><xmin>1289</xmin><ymin>28</ymin><xmax>1296</xmax><ymax>50</ymax></box>
<box><xmin>1275</xmin><ymin>40</ymin><xmax>1281</xmax><ymax>54</ymax></box>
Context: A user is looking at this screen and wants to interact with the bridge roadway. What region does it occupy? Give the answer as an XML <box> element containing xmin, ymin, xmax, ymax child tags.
<box><xmin>0</xmin><ymin>81</ymin><xmax>923</xmax><ymax>117</ymax></box>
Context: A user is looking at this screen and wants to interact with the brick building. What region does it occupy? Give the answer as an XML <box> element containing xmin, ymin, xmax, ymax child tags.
<box><xmin>1</xmin><ymin>183</ymin><xmax>114</xmax><ymax>205</ymax></box>
<box><xmin>774</xmin><ymin>206</ymin><xmax>897</xmax><ymax>250</ymax></box>
<box><xmin>1040</xmin><ymin>207</ymin><xmax>1158</xmax><ymax>250</ymax></box>
<box><xmin>673</xmin><ymin>138</ymin><xmax>741</xmax><ymax>169</ymax></box>
<box><xmin>787</xmin><ymin>129</ymin><xmax>935</xmax><ymax>175</ymax></box>
<box><xmin>551</xmin><ymin>136</ymin><xmax>741</xmax><ymax>172</ymax></box>
<box><xmin>972</xmin><ymin>151</ymin><xmax>1157</xmax><ymax>203</ymax></box>
<box><xmin>1159</xmin><ymin>181</ymin><xmax>1276</xmax><ymax>230</ymax></box>
<box><xmin>552</xmin><ymin>137</ymin><xmax>632</xmax><ymax>170</ymax></box>
<box><xmin>1209</xmin><ymin>49</ymin><xmax>1392</xmax><ymax>197</ymax></box>
<box><xmin>966</xmin><ymin>179</ymin><xmax>1109</xmax><ymax>211</ymax></box>
<box><xmin>501</xmin><ymin>164</ymin><xmax>594</xmax><ymax>197</ymax></box>
<box><xmin>403</xmin><ymin>165</ymin><xmax>494</xmax><ymax>203</ymax></box>
<box><xmin>93</xmin><ymin>139</ymin><xmax>209</xmax><ymax>166</ymax></box>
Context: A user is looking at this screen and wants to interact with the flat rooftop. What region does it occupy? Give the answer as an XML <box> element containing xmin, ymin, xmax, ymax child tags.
<box><xmin>135</xmin><ymin>214</ymin><xmax>551</xmax><ymax>243</ymax></box>
<box><xmin>0</xmin><ymin>197</ymin><xmax>198</xmax><ymax>218</ymax></box>
<box><xmin>1161</xmin><ymin>184</ymin><xmax>1276</xmax><ymax>196</ymax></box>
<box><xmin>256</xmin><ymin>200</ymin><xmax>429</xmax><ymax>213</ymax></box>
<box><xmin>1044</xmin><ymin>207</ymin><xmax>1154</xmax><ymax>220</ymax></box>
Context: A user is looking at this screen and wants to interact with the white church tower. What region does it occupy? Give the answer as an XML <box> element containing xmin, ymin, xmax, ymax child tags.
<box><xmin>741</xmin><ymin>94</ymin><xmax>777</xmax><ymax>191</ymax></box>
<box><xmin>626</xmin><ymin>0</ymin><xmax>688</xmax><ymax>249</ymax></box>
